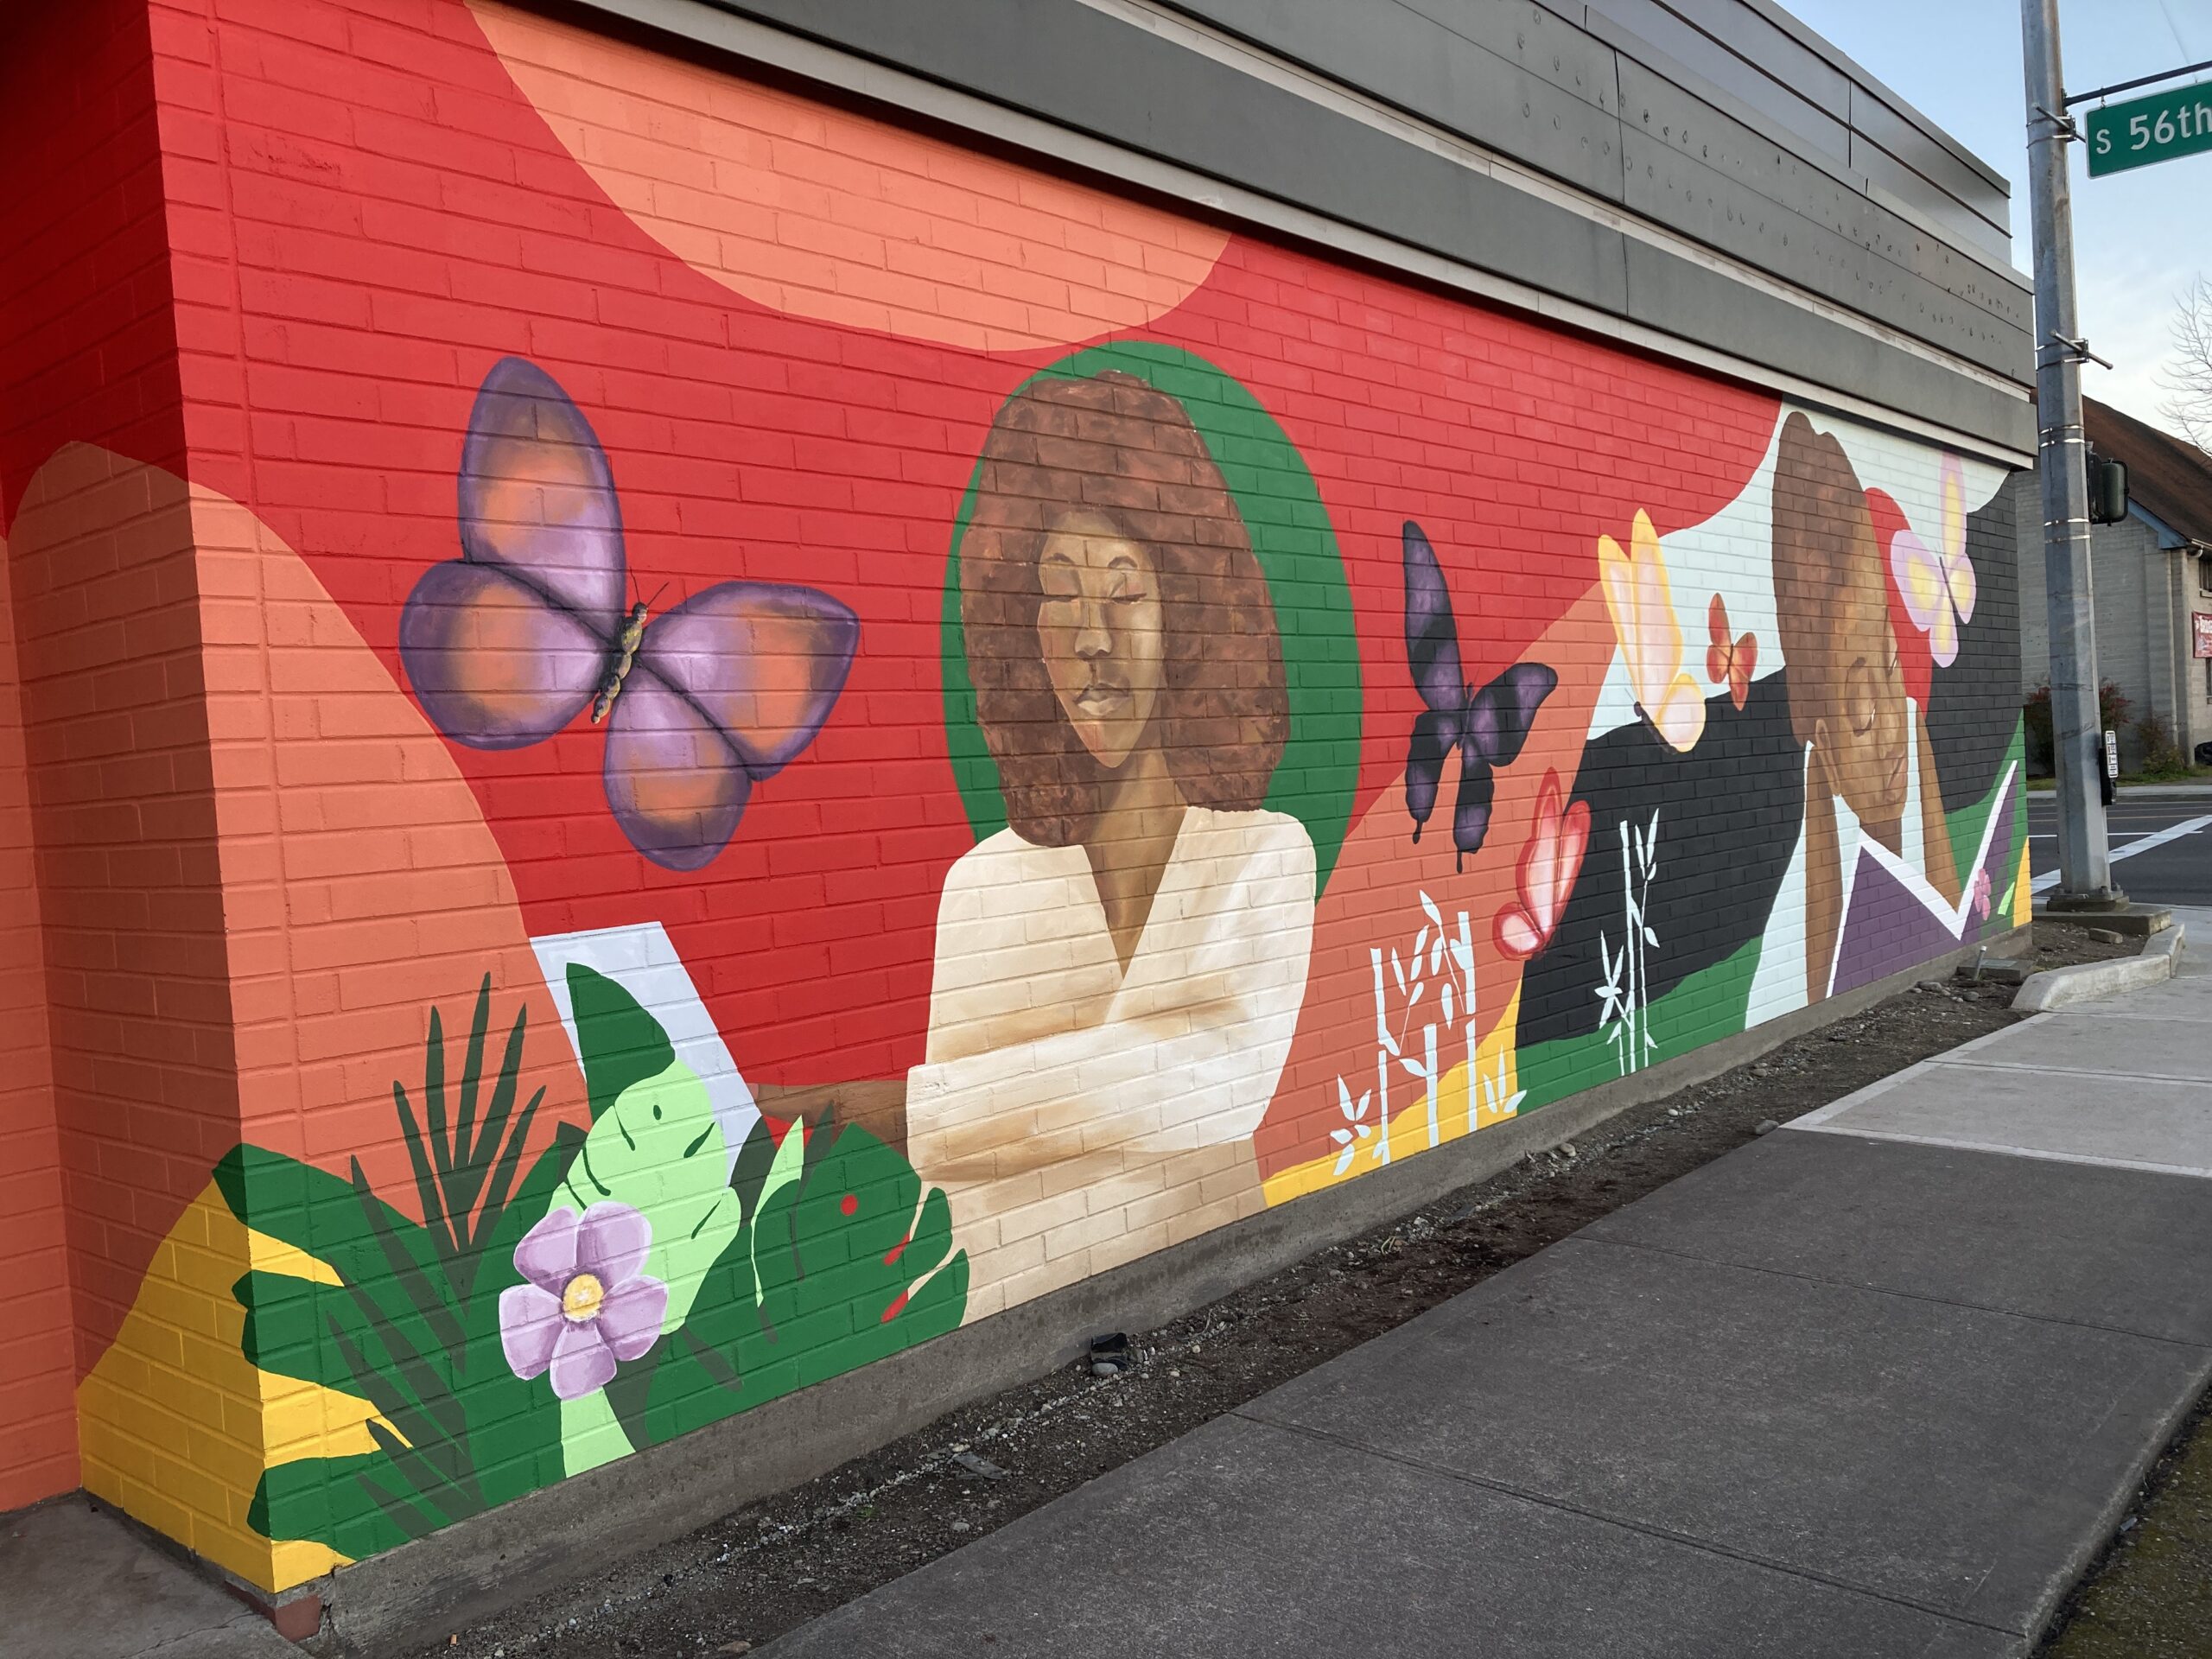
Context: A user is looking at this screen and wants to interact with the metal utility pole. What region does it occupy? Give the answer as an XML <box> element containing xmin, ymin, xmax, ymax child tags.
<box><xmin>2021</xmin><ymin>0</ymin><xmax>2117</xmax><ymax>906</ymax></box>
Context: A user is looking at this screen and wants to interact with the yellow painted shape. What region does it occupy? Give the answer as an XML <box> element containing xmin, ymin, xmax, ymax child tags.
<box><xmin>1263</xmin><ymin>985</ymin><xmax>1522</xmax><ymax>1206</ymax></box>
<box><xmin>2012</xmin><ymin>838</ymin><xmax>2033</xmax><ymax>928</ymax></box>
<box><xmin>77</xmin><ymin>1180</ymin><xmax>384</xmax><ymax>1592</ymax></box>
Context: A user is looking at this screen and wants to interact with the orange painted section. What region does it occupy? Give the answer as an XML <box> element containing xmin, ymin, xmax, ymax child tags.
<box><xmin>466</xmin><ymin>0</ymin><xmax>1230</xmax><ymax>353</ymax></box>
<box><xmin>7</xmin><ymin>444</ymin><xmax>241</xmax><ymax>1384</ymax></box>
<box><xmin>188</xmin><ymin>476</ymin><xmax>589</xmax><ymax>1207</ymax></box>
<box><xmin>1256</xmin><ymin>588</ymin><xmax>1614</xmax><ymax>1185</ymax></box>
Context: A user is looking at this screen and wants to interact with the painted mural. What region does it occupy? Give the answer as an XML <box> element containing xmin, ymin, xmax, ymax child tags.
<box><xmin>0</xmin><ymin>0</ymin><xmax>2025</xmax><ymax>1597</ymax></box>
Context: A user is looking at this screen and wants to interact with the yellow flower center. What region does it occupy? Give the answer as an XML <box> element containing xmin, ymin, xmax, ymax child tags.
<box><xmin>561</xmin><ymin>1272</ymin><xmax>605</xmax><ymax>1323</ymax></box>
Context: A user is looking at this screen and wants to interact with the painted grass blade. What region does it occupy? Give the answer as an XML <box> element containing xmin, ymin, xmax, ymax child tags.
<box><xmin>423</xmin><ymin>1006</ymin><xmax>452</xmax><ymax>1184</ymax></box>
<box><xmin>391</xmin><ymin>1081</ymin><xmax>455</xmax><ymax>1268</ymax></box>
<box><xmin>453</xmin><ymin>975</ymin><xmax>492</xmax><ymax>1188</ymax></box>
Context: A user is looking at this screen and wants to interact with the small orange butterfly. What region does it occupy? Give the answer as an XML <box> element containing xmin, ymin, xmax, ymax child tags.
<box><xmin>1705</xmin><ymin>594</ymin><xmax>1757</xmax><ymax>712</ymax></box>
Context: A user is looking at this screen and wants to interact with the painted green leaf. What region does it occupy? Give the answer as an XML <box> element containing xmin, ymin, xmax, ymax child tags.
<box><xmin>234</xmin><ymin>1127</ymin><xmax>578</xmax><ymax>1551</ymax></box>
<box><xmin>637</xmin><ymin>1122</ymin><xmax>968</xmax><ymax>1447</ymax></box>
<box><xmin>567</xmin><ymin>962</ymin><xmax>674</xmax><ymax>1122</ymax></box>
<box><xmin>548</xmin><ymin>1058</ymin><xmax>743</xmax><ymax>1474</ymax></box>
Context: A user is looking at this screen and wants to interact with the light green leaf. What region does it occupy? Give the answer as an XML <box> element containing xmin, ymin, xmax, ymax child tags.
<box><xmin>748</xmin><ymin>1119</ymin><xmax>810</xmax><ymax>1307</ymax></box>
<box><xmin>558</xmin><ymin>1387</ymin><xmax>634</xmax><ymax>1478</ymax></box>
<box><xmin>548</xmin><ymin>1058</ymin><xmax>744</xmax><ymax>1475</ymax></box>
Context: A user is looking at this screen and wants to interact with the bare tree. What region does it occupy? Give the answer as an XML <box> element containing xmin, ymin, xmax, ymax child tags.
<box><xmin>2161</xmin><ymin>276</ymin><xmax>2212</xmax><ymax>451</ymax></box>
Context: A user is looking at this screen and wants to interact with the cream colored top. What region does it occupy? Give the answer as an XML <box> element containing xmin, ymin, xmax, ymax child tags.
<box><xmin>906</xmin><ymin>807</ymin><xmax>1315</xmax><ymax>1185</ymax></box>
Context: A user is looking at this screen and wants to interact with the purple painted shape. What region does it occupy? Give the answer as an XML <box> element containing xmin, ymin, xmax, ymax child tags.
<box><xmin>398</xmin><ymin>560</ymin><xmax>605</xmax><ymax>749</ymax></box>
<box><xmin>1830</xmin><ymin>773</ymin><xmax>2019</xmax><ymax>996</ymax></box>
<box><xmin>457</xmin><ymin>356</ymin><xmax>627</xmax><ymax>622</ymax></box>
<box><xmin>602</xmin><ymin>669</ymin><xmax>752</xmax><ymax>872</ymax></box>
<box><xmin>637</xmin><ymin>581</ymin><xmax>859</xmax><ymax>775</ymax></box>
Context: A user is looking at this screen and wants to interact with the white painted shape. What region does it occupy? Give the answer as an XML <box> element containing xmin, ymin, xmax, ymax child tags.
<box><xmin>530</xmin><ymin>921</ymin><xmax>761</xmax><ymax>1173</ymax></box>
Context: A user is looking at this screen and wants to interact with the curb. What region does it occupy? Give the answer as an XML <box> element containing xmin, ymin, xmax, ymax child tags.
<box><xmin>2013</xmin><ymin>923</ymin><xmax>2188</xmax><ymax>1012</ymax></box>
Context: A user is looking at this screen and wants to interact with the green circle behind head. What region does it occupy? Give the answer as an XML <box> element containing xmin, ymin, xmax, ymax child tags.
<box><xmin>941</xmin><ymin>340</ymin><xmax>1361</xmax><ymax>889</ymax></box>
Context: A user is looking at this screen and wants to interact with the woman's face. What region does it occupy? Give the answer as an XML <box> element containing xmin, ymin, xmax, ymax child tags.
<box><xmin>1820</xmin><ymin>537</ymin><xmax>1910</xmax><ymax>826</ymax></box>
<box><xmin>1035</xmin><ymin>510</ymin><xmax>1166</xmax><ymax>772</ymax></box>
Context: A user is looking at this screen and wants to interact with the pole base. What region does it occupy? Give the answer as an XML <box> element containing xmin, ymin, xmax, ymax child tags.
<box><xmin>2034</xmin><ymin>899</ymin><xmax>2171</xmax><ymax>937</ymax></box>
<box><xmin>2042</xmin><ymin>888</ymin><xmax>2130</xmax><ymax>914</ymax></box>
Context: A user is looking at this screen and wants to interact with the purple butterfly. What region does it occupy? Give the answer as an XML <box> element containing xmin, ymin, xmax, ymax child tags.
<box><xmin>399</xmin><ymin>357</ymin><xmax>858</xmax><ymax>872</ymax></box>
<box><xmin>1402</xmin><ymin>521</ymin><xmax>1558</xmax><ymax>870</ymax></box>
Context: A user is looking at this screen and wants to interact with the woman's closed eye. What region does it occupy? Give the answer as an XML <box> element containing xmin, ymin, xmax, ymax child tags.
<box><xmin>1847</xmin><ymin>661</ymin><xmax>1878</xmax><ymax>736</ymax></box>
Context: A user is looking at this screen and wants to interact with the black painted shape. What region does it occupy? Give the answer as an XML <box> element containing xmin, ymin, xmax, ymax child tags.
<box><xmin>1925</xmin><ymin>490</ymin><xmax>2022</xmax><ymax>816</ymax></box>
<box><xmin>1517</xmin><ymin>671</ymin><xmax>1802</xmax><ymax>1049</ymax></box>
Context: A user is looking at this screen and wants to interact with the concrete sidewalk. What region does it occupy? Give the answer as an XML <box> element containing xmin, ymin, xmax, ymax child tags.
<box><xmin>0</xmin><ymin>1497</ymin><xmax>298</xmax><ymax>1659</ymax></box>
<box><xmin>764</xmin><ymin>912</ymin><xmax>2212</xmax><ymax>1659</ymax></box>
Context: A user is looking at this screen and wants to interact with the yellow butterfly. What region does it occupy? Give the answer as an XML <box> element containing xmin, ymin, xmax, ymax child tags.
<box><xmin>1598</xmin><ymin>510</ymin><xmax>1707</xmax><ymax>754</ymax></box>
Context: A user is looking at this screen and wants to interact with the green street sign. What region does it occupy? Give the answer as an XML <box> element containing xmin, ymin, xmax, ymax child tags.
<box><xmin>2087</xmin><ymin>81</ymin><xmax>2212</xmax><ymax>176</ymax></box>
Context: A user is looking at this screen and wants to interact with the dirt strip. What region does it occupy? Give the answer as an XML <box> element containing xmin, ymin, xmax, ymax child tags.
<box><xmin>413</xmin><ymin>925</ymin><xmax>2134</xmax><ymax>1659</ymax></box>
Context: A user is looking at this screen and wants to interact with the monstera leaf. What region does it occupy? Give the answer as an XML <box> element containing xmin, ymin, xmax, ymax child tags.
<box><xmin>626</xmin><ymin>1122</ymin><xmax>969</xmax><ymax>1449</ymax></box>
<box><xmin>566</xmin><ymin>961</ymin><xmax>673</xmax><ymax>1122</ymax></box>
<box><xmin>546</xmin><ymin>1058</ymin><xmax>744</xmax><ymax>1472</ymax></box>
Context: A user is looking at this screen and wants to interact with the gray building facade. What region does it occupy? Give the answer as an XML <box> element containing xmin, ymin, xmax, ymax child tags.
<box><xmin>2014</xmin><ymin>400</ymin><xmax>2212</xmax><ymax>771</ymax></box>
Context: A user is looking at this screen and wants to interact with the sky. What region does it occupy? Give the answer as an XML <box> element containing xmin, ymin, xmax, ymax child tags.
<box><xmin>1784</xmin><ymin>0</ymin><xmax>2210</xmax><ymax>432</ymax></box>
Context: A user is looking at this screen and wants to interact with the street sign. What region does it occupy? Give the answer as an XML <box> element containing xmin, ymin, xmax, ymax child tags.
<box><xmin>2087</xmin><ymin>81</ymin><xmax>2212</xmax><ymax>175</ymax></box>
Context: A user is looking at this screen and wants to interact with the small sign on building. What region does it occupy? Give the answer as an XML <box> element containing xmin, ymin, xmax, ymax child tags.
<box><xmin>2195</xmin><ymin>612</ymin><xmax>2212</xmax><ymax>658</ymax></box>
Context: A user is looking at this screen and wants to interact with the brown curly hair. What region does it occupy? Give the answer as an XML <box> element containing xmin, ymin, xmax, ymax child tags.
<box><xmin>960</xmin><ymin>371</ymin><xmax>1288</xmax><ymax>848</ymax></box>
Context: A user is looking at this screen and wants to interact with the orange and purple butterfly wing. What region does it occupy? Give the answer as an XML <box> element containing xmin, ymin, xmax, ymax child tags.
<box><xmin>604</xmin><ymin>582</ymin><xmax>859</xmax><ymax>869</ymax></box>
<box><xmin>601</xmin><ymin>669</ymin><xmax>753</xmax><ymax>873</ymax></box>
<box><xmin>399</xmin><ymin>357</ymin><xmax>625</xmax><ymax>748</ymax></box>
<box><xmin>637</xmin><ymin>583</ymin><xmax>859</xmax><ymax>776</ymax></box>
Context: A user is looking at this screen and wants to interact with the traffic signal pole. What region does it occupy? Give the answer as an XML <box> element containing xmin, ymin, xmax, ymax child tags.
<box><xmin>2021</xmin><ymin>0</ymin><xmax>2117</xmax><ymax>906</ymax></box>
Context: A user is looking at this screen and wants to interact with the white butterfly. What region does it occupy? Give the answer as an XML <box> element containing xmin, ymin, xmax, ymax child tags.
<box><xmin>1891</xmin><ymin>454</ymin><xmax>1977</xmax><ymax>667</ymax></box>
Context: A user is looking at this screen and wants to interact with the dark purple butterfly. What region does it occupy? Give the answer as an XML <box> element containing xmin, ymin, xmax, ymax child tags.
<box><xmin>399</xmin><ymin>357</ymin><xmax>858</xmax><ymax>872</ymax></box>
<box><xmin>1402</xmin><ymin>520</ymin><xmax>1558</xmax><ymax>870</ymax></box>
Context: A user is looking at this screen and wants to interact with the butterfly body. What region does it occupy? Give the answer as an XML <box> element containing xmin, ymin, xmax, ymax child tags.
<box><xmin>400</xmin><ymin>357</ymin><xmax>858</xmax><ymax>870</ymax></box>
<box><xmin>591</xmin><ymin>601</ymin><xmax>652</xmax><ymax>724</ymax></box>
<box><xmin>1401</xmin><ymin>522</ymin><xmax>1558</xmax><ymax>869</ymax></box>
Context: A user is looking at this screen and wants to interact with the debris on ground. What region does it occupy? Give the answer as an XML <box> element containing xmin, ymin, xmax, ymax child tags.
<box><xmin>411</xmin><ymin>924</ymin><xmax>2126</xmax><ymax>1659</ymax></box>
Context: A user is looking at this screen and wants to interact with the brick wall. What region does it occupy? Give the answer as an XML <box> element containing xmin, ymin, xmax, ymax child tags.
<box><xmin>0</xmin><ymin>0</ymin><xmax>195</xmax><ymax>1511</ymax></box>
<box><xmin>0</xmin><ymin>518</ymin><xmax>73</xmax><ymax>1513</ymax></box>
<box><xmin>3</xmin><ymin>0</ymin><xmax>2026</xmax><ymax>1599</ymax></box>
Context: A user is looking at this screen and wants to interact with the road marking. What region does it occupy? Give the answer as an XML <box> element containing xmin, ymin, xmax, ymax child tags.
<box><xmin>2031</xmin><ymin>813</ymin><xmax>2212</xmax><ymax>893</ymax></box>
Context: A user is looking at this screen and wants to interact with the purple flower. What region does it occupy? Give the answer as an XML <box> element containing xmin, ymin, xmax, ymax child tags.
<box><xmin>499</xmin><ymin>1203</ymin><xmax>669</xmax><ymax>1400</ymax></box>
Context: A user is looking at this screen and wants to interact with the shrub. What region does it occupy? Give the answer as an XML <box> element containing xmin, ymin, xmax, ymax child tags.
<box><xmin>2134</xmin><ymin>711</ymin><xmax>2190</xmax><ymax>776</ymax></box>
<box><xmin>2023</xmin><ymin>681</ymin><xmax>2131</xmax><ymax>775</ymax></box>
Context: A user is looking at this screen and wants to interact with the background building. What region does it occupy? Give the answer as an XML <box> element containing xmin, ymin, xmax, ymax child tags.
<box><xmin>2013</xmin><ymin>397</ymin><xmax>2212</xmax><ymax>771</ymax></box>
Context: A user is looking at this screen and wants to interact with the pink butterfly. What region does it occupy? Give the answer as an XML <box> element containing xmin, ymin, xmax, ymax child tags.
<box><xmin>1495</xmin><ymin>769</ymin><xmax>1591</xmax><ymax>961</ymax></box>
<box><xmin>1890</xmin><ymin>454</ymin><xmax>1976</xmax><ymax>668</ymax></box>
